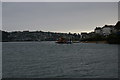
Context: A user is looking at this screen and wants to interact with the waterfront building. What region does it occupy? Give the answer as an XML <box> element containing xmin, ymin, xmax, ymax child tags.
<box><xmin>101</xmin><ymin>25</ymin><xmax>114</xmax><ymax>36</ymax></box>
<box><xmin>94</xmin><ymin>27</ymin><xmax>102</xmax><ymax>35</ymax></box>
<box><xmin>81</xmin><ymin>32</ymin><xmax>89</xmax><ymax>39</ymax></box>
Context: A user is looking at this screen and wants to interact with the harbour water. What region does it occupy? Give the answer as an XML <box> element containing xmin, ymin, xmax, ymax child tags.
<box><xmin>2</xmin><ymin>41</ymin><xmax>118</xmax><ymax>78</ymax></box>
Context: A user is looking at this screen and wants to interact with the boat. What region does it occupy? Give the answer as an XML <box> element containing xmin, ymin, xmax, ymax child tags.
<box><xmin>72</xmin><ymin>41</ymin><xmax>80</xmax><ymax>43</ymax></box>
<box><xmin>56</xmin><ymin>37</ymin><xmax>72</xmax><ymax>44</ymax></box>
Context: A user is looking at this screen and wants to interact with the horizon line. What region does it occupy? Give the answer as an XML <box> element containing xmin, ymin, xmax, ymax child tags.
<box><xmin>1</xmin><ymin>30</ymin><xmax>94</xmax><ymax>34</ymax></box>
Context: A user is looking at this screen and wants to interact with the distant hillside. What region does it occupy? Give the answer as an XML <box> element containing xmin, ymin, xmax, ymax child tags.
<box><xmin>1</xmin><ymin>30</ymin><xmax>81</xmax><ymax>42</ymax></box>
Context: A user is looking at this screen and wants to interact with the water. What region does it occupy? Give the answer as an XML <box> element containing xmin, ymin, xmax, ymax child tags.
<box><xmin>0</xmin><ymin>42</ymin><xmax>2</xmax><ymax>79</ymax></box>
<box><xmin>2</xmin><ymin>41</ymin><xmax>118</xmax><ymax>78</ymax></box>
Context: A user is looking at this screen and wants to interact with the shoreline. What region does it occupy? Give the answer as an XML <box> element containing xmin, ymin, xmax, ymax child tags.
<box><xmin>80</xmin><ymin>41</ymin><xmax>108</xmax><ymax>44</ymax></box>
<box><xmin>1</xmin><ymin>41</ymin><xmax>119</xmax><ymax>44</ymax></box>
<box><xmin>0</xmin><ymin>41</ymin><xmax>109</xmax><ymax>43</ymax></box>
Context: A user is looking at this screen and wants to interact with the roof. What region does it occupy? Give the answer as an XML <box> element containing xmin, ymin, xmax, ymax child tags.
<box><xmin>95</xmin><ymin>27</ymin><xmax>102</xmax><ymax>30</ymax></box>
<box><xmin>102</xmin><ymin>25</ymin><xmax>114</xmax><ymax>28</ymax></box>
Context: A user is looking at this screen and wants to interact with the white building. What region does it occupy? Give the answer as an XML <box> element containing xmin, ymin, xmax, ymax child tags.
<box><xmin>102</xmin><ymin>25</ymin><xmax>114</xmax><ymax>36</ymax></box>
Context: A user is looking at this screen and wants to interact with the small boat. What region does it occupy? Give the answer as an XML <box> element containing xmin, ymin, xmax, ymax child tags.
<box><xmin>56</xmin><ymin>37</ymin><xmax>72</xmax><ymax>44</ymax></box>
<box><xmin>56</xmin><ymin>41</ymin><xmax>72</xmax><ymax>44</ymax></box>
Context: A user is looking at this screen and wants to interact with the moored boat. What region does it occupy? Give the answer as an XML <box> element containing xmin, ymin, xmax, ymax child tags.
<box><xmin>56</xmin><ymin>37</ymin><xmax>72</xmax><ymax>44</ymax></box>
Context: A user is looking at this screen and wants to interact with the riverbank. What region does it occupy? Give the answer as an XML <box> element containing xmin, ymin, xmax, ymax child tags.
<box><xmin>80</xmin><ymin>41</ymin><xmax>108</xmax><ymax>44</ymax></box>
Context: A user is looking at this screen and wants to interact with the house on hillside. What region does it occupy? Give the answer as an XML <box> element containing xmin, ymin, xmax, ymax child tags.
<box><xmin>94</xmin><ymin>25</ymin><xmax>115</xmax><ymax>36</ymax></box>
<box><xmin>80</xmin><ymin>21</ymin><xmax>120</xmax><ymax>41</ymax></box>
<box><xmin>81</xmin><ymin>32</ymin><xmax>89</xmax><ymax>39</ymax></box>
<box><xmin>101</xmin><ymin>25</ymin><xmax>115</xmax><ymax>36</ymax></box>
<box><xmin>94</xmin><ymin>27</ymin><xmax>102</xmax><ymax>35</ymax></box>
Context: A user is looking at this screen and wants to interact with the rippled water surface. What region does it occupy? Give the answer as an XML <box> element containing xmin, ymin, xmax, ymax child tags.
<box><xmin>2</xmin><ymin>42</ymin><xmax>118</xmax><ymax>78</ymax></box>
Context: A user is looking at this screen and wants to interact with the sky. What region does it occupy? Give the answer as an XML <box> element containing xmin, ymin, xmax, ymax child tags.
<box><xmin>0</xmin><ymin>2</ymin><xmax>1</xmax><ymax>30</ymax></box>
<box><xmin>1</xmin><ymin>0</ymin><xmax>120</xmax><ymax>2</ymax></box>
<box><xmin>2</xmin><ymin>2</ymin><xmax>118</xmax><ymax>33</ymax></box>
<box><xmin>118</xmin><ymin>2</ymin><xmax>120</xmax><ymax>21</ymax></box>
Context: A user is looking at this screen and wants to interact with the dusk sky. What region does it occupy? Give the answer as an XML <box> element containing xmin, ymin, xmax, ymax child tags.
<box><xmin>2</xmin><ymin>2</ymin><xmax>118</xmax><ymax>33</ymax></box>
<box><xmin>0</xmin><ymin>2</ymin><xmax>1</xmax><ymax>30</ymax></box>
<box><xmin>1</xmin><ymin>0</ymin><xmax>120</xmax><ymax>2</ymax></box>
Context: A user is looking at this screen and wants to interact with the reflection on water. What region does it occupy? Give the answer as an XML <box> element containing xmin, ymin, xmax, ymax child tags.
<box><xmin>2</xmin><ymin>42</ymin><xmax>118</xmax><ymax>78</ymax></box>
